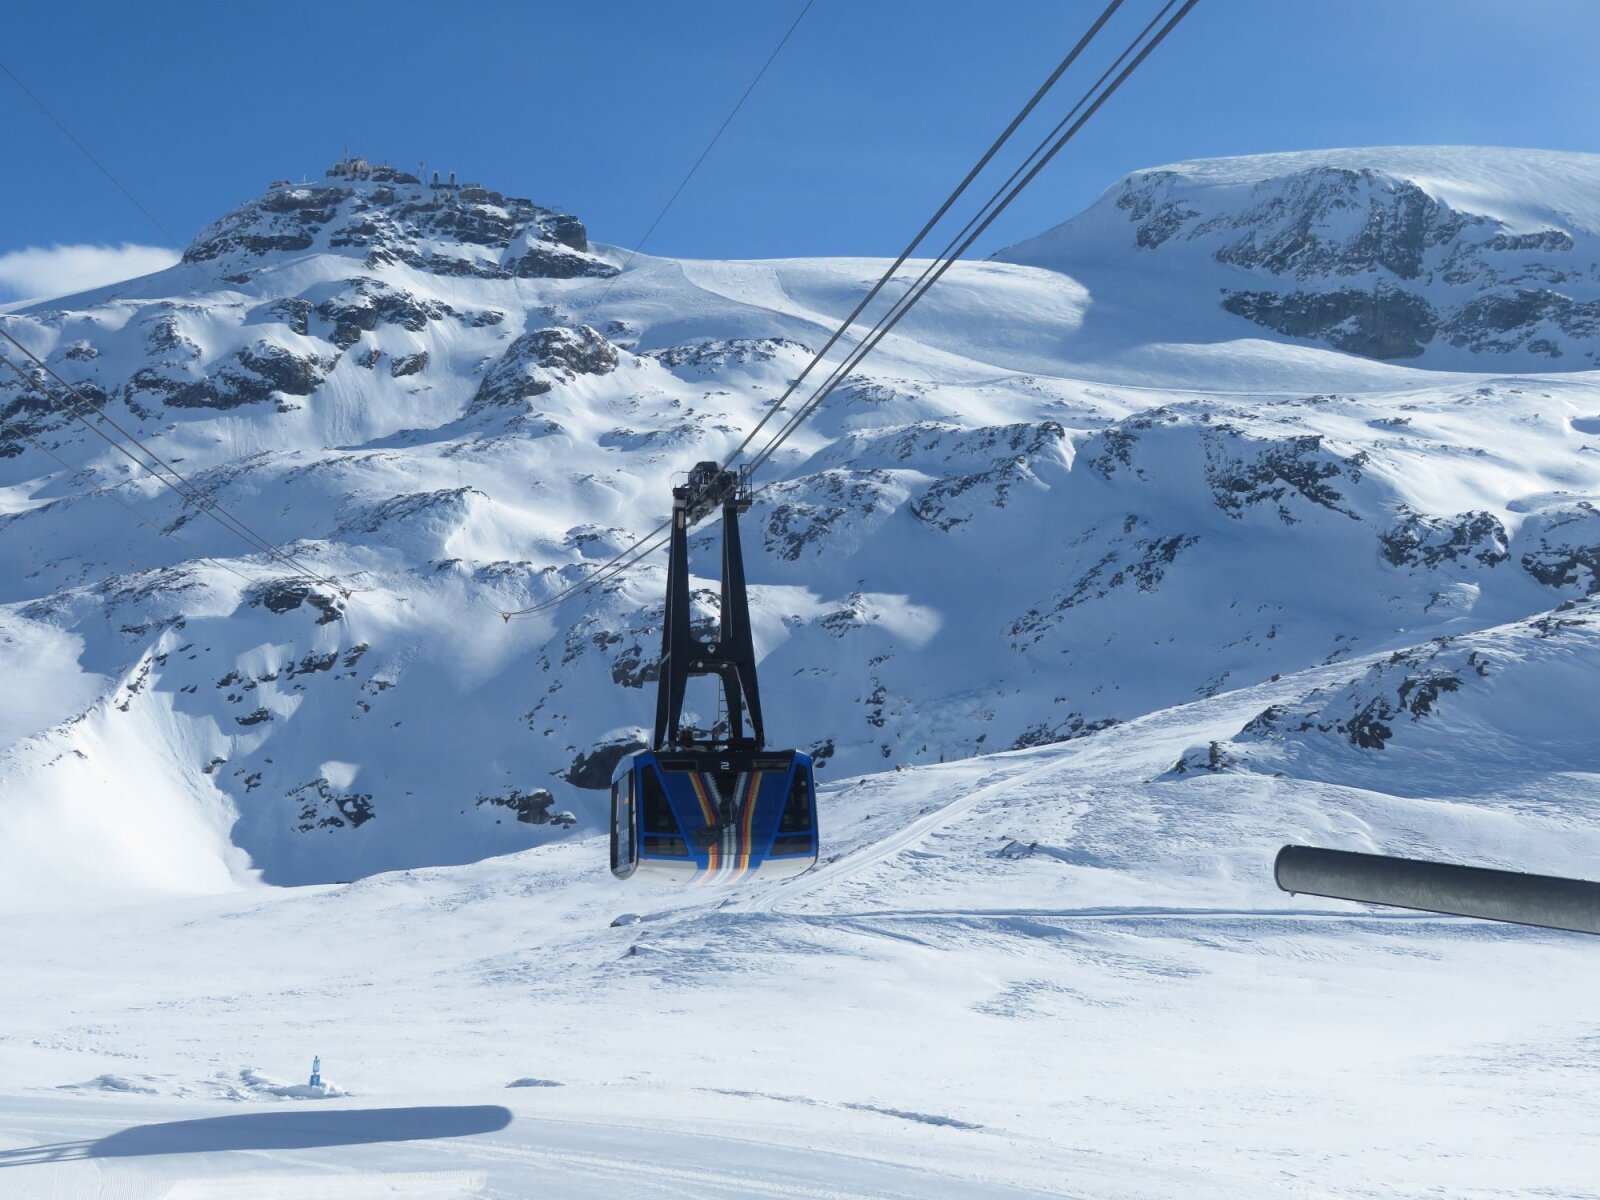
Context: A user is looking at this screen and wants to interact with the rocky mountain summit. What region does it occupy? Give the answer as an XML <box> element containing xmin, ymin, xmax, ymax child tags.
<box><xmin>1</xmin><ymin>148</ymin><xmax>1598</xmax><ymax>898</ymax></box>
<box><xmin>186</xmin><ymin>162</ymin><xmax>612</xmax><ymax>282</ymax></box>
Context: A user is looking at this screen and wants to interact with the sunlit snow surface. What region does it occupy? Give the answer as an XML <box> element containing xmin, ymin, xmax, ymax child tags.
<box><xmin>2</xmin><ymin>658</ymin><xmax>1598</xmax><ymax>1196</ymax></box>
<box><xmin>2</xmin><ymin>149</ymin><xmax>1600</xmax><ymax>1195</ymax></box>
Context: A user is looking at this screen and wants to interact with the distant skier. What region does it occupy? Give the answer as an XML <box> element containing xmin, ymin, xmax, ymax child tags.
<box><xmin>309</xmin><ymin>1056</ymin><xmax>322</xmax><ymax>1089</ymax></box>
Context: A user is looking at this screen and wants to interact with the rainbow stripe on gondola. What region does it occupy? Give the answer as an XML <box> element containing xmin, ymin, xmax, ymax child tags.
<box><xmin>610</xmin><ymin>749</ymin><xmax>816</xmax><ymax>883</ymax></box>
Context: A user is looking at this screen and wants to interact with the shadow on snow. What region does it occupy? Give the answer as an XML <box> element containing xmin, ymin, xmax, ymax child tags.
<box><xmin>0</xmin><ymin>1104</ymin><xmax>513</xmax><ymax>1167</ymax></box>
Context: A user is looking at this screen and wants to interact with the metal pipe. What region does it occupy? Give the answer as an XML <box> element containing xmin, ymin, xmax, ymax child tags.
<box><xmin>1275</xmin><ymin>845</ymin><xmax>1600</xmax><ymax>936</ymax></box>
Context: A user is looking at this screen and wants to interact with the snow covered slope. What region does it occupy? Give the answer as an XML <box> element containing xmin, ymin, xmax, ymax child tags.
<box><xmin>1</xmin><ymin>149</ymin><xmax>1599</xmax><ymax>899</ymax></box>
<box><xmin>2</xmin><ymin>634</ymin><xmax>1597</xmax><ymax>1197</ymax></box>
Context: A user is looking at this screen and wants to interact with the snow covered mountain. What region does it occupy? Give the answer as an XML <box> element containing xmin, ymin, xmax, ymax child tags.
<box><xmin>5</xmin><ymin>147</ymin><xmax>1600</xmax><ymax>1199</ymax></box>
<box><xmin>996</xmin><ymin>146</ymin><xmax>1600</xmax><ymax>367</ymax></box>
<box><xmin>2</xmin><ymin>147</ymin><xmax>1599</xmax><ymax>898</ymax></box>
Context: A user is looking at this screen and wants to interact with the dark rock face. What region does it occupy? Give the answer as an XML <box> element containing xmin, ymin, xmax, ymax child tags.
<box><xmin>764</xmin><ymin>469</ymin><xmax>898</xmax><ymax>560</ymax></box>
<box><xmin>390</xmin><ymin>351</ymin><xmax>428</xmax><ymax>377</ymax></box>
<box><xmin>1518</xmin><ymin>502</ymin><xmax>1600</xmax><ymax>593</ymax></box>
<box><xmin>266</xmin><ymin>298</ymin><xmax>313</xmax><ymax>336</ymax></box>
<box><xmin>610</xmin><ymin>642</ymin><xmax>657</xmax><ymax>689</ymax></box>
<box><xmin>508</xmin><ymin>245</ymin><xmax>615</xmax><ymax>280</ymax></box>
<box><xmin>908</xmin><ymin>422</ymin><xmax>1067</xmax><ymax>532</ymax></box>
<box><xmin>1203</xmin><ymin>430</ymin><xmax>1365</xmax><ymax>523</ymax></box>
<box><xmin>649</xmin><ymin>337</ymin><xmax>810</xmax><ymax>372</ymax></box>
<box><xmin>468</xmin><ymin>325</ymin><xmax>617</xmax><ymax>413</ymax></box>
<box><xmin>1340</xmin><ymin>668</ymin><xmax>1462</xmax><ymax>750</ymax></box>
<box><xmin>1013</xmin><ymin>714</ymin><xmax>1119</xmax><ymax>751</ymax></box>
<box><xmin>238</xmin><ymin>343</ymin><xmax>325</xmax><ymax>395</ymax></box>
<box><xmin>565</xmin><ymin>736</ymin><xmax>647</xmax><ymax>790</ymax></box>
<box><xmin>1096</xmin><ymin>161</ymin><xmax>1600</xmax><ymax>365</ymax></box>
<box><xmin>315</xmin><ymin>277</ymin><xmax>454</xmax><ymax>349</ymax></box>
<box><xmin>475</xmin><ymin>787</ymin><xmax>571</xmax><ymax>824</ymax></box>
<box><xmin>185</xmin><ymin>185</ymin><xmax>349</xmax><ymax>262</ymax></box>
<box><xmin>1232</xmin><ymin>646</ymin><xmax>1470</xmax><ymax>754</ymax></box>
<box><xmin>128</xmin><ymin>342</ymin><xmax>330</xmax><ymax>411</ymax></box>
<box><xmin>339</xmin><ymin>486</ymin><xmax>480</xmax><ymax>536</ymax></box>
<box><xmin>522</xmin><ymin>326</ymin><xmax>619</xmax><ymax>376</ymax></box>
<box><xmin>1223</xmin><ymin>287</ymin><xmax>1437</xmax><ymax>360</ymax></box>
<box><xmin>1441</xmin><ymin>289</ymin><xmax>1600</xmax><ymax>355</ymax></box>
<box><xmin>147</xmin><ymin>313</ymin><xmax>202</xmax><ymax>361</ymax></box>
<box><xmin>1009</xmin><ymin>530</ymin><xmax>1200</xmax><ymax>645</ymax></box>
<box><xmin>0</xmin><ymin>377</ymin><xmax>73</xmax><ymax>456</ymax></box>
<box><xmin>1216</xmin><ymin>172</ymin><xmax>1465</xmax><ymax>281</ymax></box>
<box><xmin>1168</xmin><ymin>739</ymin><xmax>1232</xmax><ymax>773</ymax></box>
<box><xmin>250</xmin><ymin>580</ymin><xmax>346</xmax><ymax>624</ymax></box>
<box><xmin>291</xmin><ymin>777</ymin><xmax>375</xmax><ymax>830</ymax></box>
<box><xmin>1380</xmin><ymin>508</ymin><xmax>1509</xmax><ymax>570</ymax></box>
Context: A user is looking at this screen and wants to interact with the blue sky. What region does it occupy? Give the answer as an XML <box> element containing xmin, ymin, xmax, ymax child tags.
<box><xmin>2</xmin><ymin>0</ymin><xmax>1597</xmax><ymax>298</ymax></box>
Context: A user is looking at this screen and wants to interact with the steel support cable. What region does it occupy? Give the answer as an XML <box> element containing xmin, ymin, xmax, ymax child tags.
<box><xmin>494</xmin><ymin>523</ymin><xmax>673</xmax><ymax>619</ymax></box>
<box><xmin>0</xmin><ymin>385</ymin><xmax>269</xmax><ymax>591</ymax></box>
<box><xmin>715</xmin><ymin>0</ymin><xmax>1129</xmax><ymax>471</ymax></box>
<box><xmin>0</xmin><ymin>348</ymin><xmax>343</xmax><ymax>594</ymax></box>
<box><xmin>743</xmin><ymin>0</ymin><xmax>1185</xmax><ymax>472</ymax></box>
<box><xmin>590</xmin><ymin>0</ymin><xmax>816</xmax><ymax>309</ymax></box>
<box><xmin>495</xmin><ymin>0</ymin><xmax>1132</xmax><ymax>620</ymax></box>
<box><xmin>0</xmin><ymin>58</ymin><xmax>180</xmax><ymax>247</ymax></box>
<box><xmin>746</xmin><ymin>0</ymin><xmax>1198</xmax><ymax>474</ymax></box>
<box><xmin>0</xmin><ymin>333</ymin><xmax>349</xmax><ymax>592</ymax></box>
<box><xmin>503</xmin><ymin>0</ymin><xmax>1196</xmax><ymax>619</ymax></box>
<box><xmin>1</xmin><ymin>332</ymin><xmax>267</xmax><ymax>539</ymax></box>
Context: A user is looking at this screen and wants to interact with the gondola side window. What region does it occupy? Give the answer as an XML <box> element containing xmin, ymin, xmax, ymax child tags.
<box><xmin>613</xmin><ymin>772</ymin><xmax>634</xmax><ymax>865</ymax></box>
<box><xmin>640</xmin><ymin>765</ymin><xmax>677</xmax><ymax>834</ymax></box>
<box><xmin>778</xmin><ymin>768</ymin><xmax>812</xmax><ymax>833</ymax></box>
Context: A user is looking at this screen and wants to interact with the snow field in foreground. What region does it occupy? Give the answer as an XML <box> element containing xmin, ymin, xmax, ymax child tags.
<box><xmin>3</xmin><ymin>645</ymin><xmax>1597</xmax><ymax>1198</ymax></box>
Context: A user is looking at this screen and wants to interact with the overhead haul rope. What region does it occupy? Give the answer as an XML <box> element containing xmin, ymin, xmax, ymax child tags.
<box><xmin>483</xmin><ymin>0</ymin><xmax>815</xmax><ymax>620</ymax></box>
<box><xmin>0</xmin><ymin>384</ymin><xmax>270</xmax><ymax>591</ymax></box>
<box><xmin>590</xmin><ymin>0</ymin><xmax>816</xmax><ymax>308</ymax></box>
<box><xmin>745</xmin><ymin>0</ymin><xmax>1199</xmax><ymax>473</ymax></box>
<box><xmin>494</xmin><ymin>0</ymin><xmax>1199</xmax><ymax>620</ymax></box>
<box><xmin>493</xmin><ymin>0</ymin><xmax>1148</xmax><ymax>620</ymax></box>
<box><xmin>0</xmin><ymin>58</ymin><xmax>180</xmax><ymax>247</ymax></box>
<box><xmin>0</xmin><ymin>332</ymin><xmax>352</xmax><ymax>595</ymax></box>
<box><xmin>715</xmin><ymin>0</ymin><xmax>1131</xmax><ymax>470</ymax></box>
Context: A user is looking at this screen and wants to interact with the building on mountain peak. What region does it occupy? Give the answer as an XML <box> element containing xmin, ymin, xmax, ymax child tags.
<box><xmin>327</xmin><ymin>153</ymin><xmax>371</xmax><ymax>180</ymax></box>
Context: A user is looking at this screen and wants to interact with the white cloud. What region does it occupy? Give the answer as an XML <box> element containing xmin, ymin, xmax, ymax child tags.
<box><xmin>0</xmin><ymin>243</ymin><xmax>181</xmax><ymax>304</ymax></box>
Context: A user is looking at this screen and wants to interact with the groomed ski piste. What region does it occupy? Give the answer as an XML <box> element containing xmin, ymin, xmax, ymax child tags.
<box><xmin>3</xmin><ymin>147</ymin><xmax>1600</xmax><ymax>1196</ymax></box>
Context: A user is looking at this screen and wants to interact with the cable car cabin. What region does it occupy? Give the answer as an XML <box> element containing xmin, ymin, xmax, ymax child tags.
<box><xmin>611</xmin><ymin>748</ymin><xmax>817</xmax><ymax>882</ymax></box>
<box><xmin>610</xmin><ymin>460</ymin><xmax>822</xmax><ymax>884</ymax></box>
